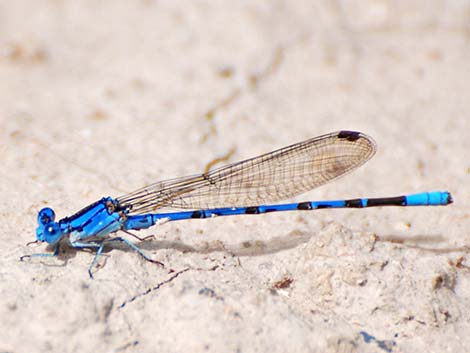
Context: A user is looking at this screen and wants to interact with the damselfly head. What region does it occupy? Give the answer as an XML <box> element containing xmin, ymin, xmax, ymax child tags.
<box><xmin>36</xmin><ymin>207</ymin><xmax>62</xmax><ymax>244</ymax></box>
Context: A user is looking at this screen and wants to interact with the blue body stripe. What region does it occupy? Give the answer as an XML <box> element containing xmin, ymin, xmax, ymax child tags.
<box><xmin>122</xmin><ymin>191</ymin><xmax>451</xmax><ymax>230</ymax></box>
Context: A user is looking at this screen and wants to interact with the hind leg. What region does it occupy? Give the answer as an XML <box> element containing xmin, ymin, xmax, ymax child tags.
<box><xmin>103</xmin><ymin>237</ymin><xmax>164</xmax><ymax>267</ymax></box>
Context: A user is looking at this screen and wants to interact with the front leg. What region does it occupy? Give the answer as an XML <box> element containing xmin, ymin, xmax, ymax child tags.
<box><xmin>20</xmin><ymin>242</ymin><xmax>60</xmax><ymax>261</ymax></box>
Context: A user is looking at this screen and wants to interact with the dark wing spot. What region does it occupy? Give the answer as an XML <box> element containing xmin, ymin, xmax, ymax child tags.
<box><xmin>337</xmin><ymin>130</ymin><xmax>361</xmax><ymax>142</ymax></box>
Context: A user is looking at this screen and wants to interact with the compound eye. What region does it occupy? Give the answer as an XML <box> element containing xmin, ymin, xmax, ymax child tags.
<box><xmin>38</xmin><ymin>208</ymin><xmax>56</xmax><ymax>225</ymax></box>
<box><xmin>45</xmin><ymin>223</ymin><xmax>59</xmax><ymax>236</ymax></box>
<box><xmin>41</xmin><ymin>221</ymin><xmax>62</xmax><ymax>244</ymax></box>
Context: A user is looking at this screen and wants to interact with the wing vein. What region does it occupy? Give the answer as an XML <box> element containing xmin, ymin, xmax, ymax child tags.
<box><xmin>117</xmin><ymin>131</ymin><xmax>376</xmax><ymax>214</ymax></box>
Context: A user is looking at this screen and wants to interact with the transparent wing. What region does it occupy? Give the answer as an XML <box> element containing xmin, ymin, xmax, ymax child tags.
<box><xmin>117</xmin><ymin>131</ymin><xmax>376</xmax><ymax>214</ymax></box>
